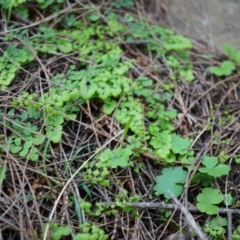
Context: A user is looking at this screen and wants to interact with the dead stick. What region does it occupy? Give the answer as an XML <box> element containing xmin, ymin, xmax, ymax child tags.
<box><xmin>100</xmin><ymin>202</ymin><xmax>240</xmax><ymax>215</ymax></box>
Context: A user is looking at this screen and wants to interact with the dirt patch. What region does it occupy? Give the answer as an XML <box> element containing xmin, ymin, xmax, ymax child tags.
<box><xmin>167</xmin><ymin>0</ymin><xmax>240</xmax><ymax>51</ymax></box>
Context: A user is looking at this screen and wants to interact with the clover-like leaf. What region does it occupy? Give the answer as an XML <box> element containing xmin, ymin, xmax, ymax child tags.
<box><xmin>88</xmin><ymin>13</ymin><xmax>100</xmax><ymax>22</ymax></box>
<box><xmin>34</xmin><ymin>135</ymin><xmax>45</xmax><ymax>145</ymax></box>
<box><xmin>46</xmin><ymin>125</ymin><xmax>62</xmax><ymax>143</ymax></box>
<box><xmin>49</xmin><ymin>130</ymin><xmax>62</xmax><ymax>143</ymax></box>
<box><xmin>209</xmin><ymin>60</ymin><xmax>235</xmax><ymax>76</ymax></box>
<box><xmin>10</xmin><ymin>144</ymin><xmax>22</xmax><ymax>153</ymax></box>
<box><xmin>39</xmin><ymin>26</ymin><xmax>56</xmax><ymax>39</ymax></box>
<box><xmin>179</xmin><ymin>68</ymin><xmax>194</xmax><ymax>82</ymax></box>
<box><xmin>207</xmin><ymin>217</ymin><xmax>227</xmax><ymax>229</ymax></box>
<box><xmin>51</xmin><ymin>224</ymin><xmax>71</xmax><ymax>240</ymax></box>
<box><xmin>134</xmin><ymin>77</ymin><xmax>153</xmax><ymax>87</ymax></box>
<box><xmin>53</xmin><ymin>227</ymin><xmax>71</xmax><ymax>240</ymax></box>
<box><xmin>171</xmin><ymin>134</ymin><xmax>191</xmax><ymax>155</ymax></box>
<box><xmin>150</xmin><ymin>130</ymin><xmax>172</xmax><ymax>158</ymax></box>
<box><xmin>199</xmin><ymin>156</ymin><xmax>230</xmax><ymax>177</ymax></box>
<box><xmin>58</xmin><ymin>42</ymin><xmax>72</xmax><ymax>54</ymax></box>
<box><xmin>204</xmin><ymin>217</ymin><xmax>227</xmax><ymax>237</ymax></box>
<box><xmin>28</xmin><ymin>147</ymin><xmax>39</xmax><ymax>161</ymax></box>
<box><xmin>99</xmin><ymin>146</ymin><xmax>133</xmax><ymax>168</ymax></box>
<box><xmin>154</xmin><ymin>167</ymin><xmax>187</xmax><ymax>199</ymax></box>
<box><xmin>51</xmin><ymin>115</ymin><xmax>64</xmax><ymax>125</ymax></box>
<box><xmin>23</xmin><ymin>122</ymin><xmax>38</xmax><ymax>136</ymax></box>
<box><xmin>196</xmin><ymin>188</ymin><xmax>223</xmax><ymax>215</ymax></box>
<box><xmin>103</xmin><ymin>99</ymin><xmax>117</xmax><ymax>115</ymax></box>
<box><xmin>14</xmin><ymin>137</ymin><xmax>22</xmax><ymax>146</ymax></box>
<box><xmin>19</xmin><ymin>140</ymin><xmax>32</xmax><ymax>157</ymax></box>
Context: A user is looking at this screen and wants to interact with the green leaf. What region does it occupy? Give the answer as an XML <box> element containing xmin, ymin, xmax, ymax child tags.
<box><xmin>204</xmin><ymin>217</ymin><xmax>227</xmax><ymax>237</ymax></box>
<box><xmin>209</xmin><ymin>60</ymin><xmax>236</xmax><ymax>76</ymax></box>
<box><xmin>103</xmin><ymin>99</ymin><xmax>117</xmax><ymax>115</ymax></box>
<box><xmin>29</xmin><ymin>147</ymin><xmax>39</xmax><ymax>161</ymax></box>
<box><xmin>39</xmin><ymin>26</ymin><xmax>55</xmax><ymax>39</ymax></box>
<box><xmin>19</xmin><ymin>140</ymin><xmax>32</xmax><ymax>157</ymax></box>
<box><xmin>134</xmin><ymin>77</ymin><xmax>153</xmax><ymax>87</ymax></box>
<box><xmin>196</xmin><ymin>188</ymin><xmax>223</xmax><ymax>214</ymax></box>
<box><xmin>150</xmin><ymin>130</ymin><xmax>172</xmax><ymax>158</ymax></box>
<box><xmin>58</xmin><ymin>42</ymin><xmax>72</xmax><ymax>54</ymax></box>
<box><xmin>199</xmin><ymin>155</ymin><xmax>230</xmax><ymax>177</ymax></box>
<box><xmin>0</xmin><ymin>166</ymin><xmax>7</xmax><ymax>184</ymax></box>
<box><xmin>48</xmin><ymin>130</ymin><xmax>62</xmax><ymax>143</ymax></box>
<box><xmin>23</xmin><ymin>122</ymin><xmax>38</xmax><ymax>136</ymax></box>
<box><xmin>224</xmin><ymin>193</ymin><xmax>233</xmax><ymax>206</ymax></box>
<box><xmin>34</xmin><ymin>135</ymin><xmax>45</xmax><ymax>145</ymax></box>
<box><xmin>190</xmin><ymin>173</ymin><xmax>213</xmax><ymax>187</ymax></box>
<box><xmin>99</xmin><ymin>146</ymin><xmax>133</xmax><ymax>168</ymax></box>
<box><xmin>51</xmin><ymin>115</ymin><xmax>64</xmax><ymax>125</ymax></box>
<box><xmin>207</xmin><ymin>217</ymin><xmax>227</xmax><ymax>228</ymax></box>
<box><xmin>10</xmin><ymin>144</ymin><xmax>22</xmax><ymax>153</ymax></box>
<box><xmin>21</xmin><ymin>111</ymin><xmax>29</xmax><ymax>121</ymax></box>
<box><xmin>171</xmin><ymin>134</ymin><xmax>191</xmax><ymax>154</ymax></box>
<box><xmin>52</xmin><ymin>225</ymin><xmax>71</xmax><ymax>240</ymax></box>
<box><xmin>224</xmin><ymin>43</ymin><xmax>240</xmax><ymax>63</ymax></box>
<box><xmin>75</xmin><ymin>233</ymin><xmax>91</xmax><ymax>240</ymax></box>
<box><xmin>19</xmin><ymin>148</ymin><xmax>29</xmax><ymax>158</ymax></box>
<box><xmin>88</xmin><ymin>13</ymin><xmax>100</xmax><ymax>22</ymax></box>
<box><xmin>14</xmin><ymin>137</ymin><xmax>22</xmax><ymax>146</ymax></box>
<box><xmin>154</xmin><ymin>167</ymin><xmax>187</xmax><ymax>199</ymax></box>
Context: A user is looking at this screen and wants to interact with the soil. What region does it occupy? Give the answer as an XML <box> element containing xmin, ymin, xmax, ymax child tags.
<box><xmin>168</xmin><ymin>0</ymin><xmax>240</xmax><ymax>51</ymax></box>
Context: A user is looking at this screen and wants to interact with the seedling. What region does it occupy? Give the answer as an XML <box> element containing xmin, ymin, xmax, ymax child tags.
<box><xmin>209</xmin><ymin>43</ymin><xmax>240</xmax><ymax>77</ymax></box>
<box><xmin>209</xmin><ymin>60</ymin><xmax>235</xmax><ymax>77</ymax></box>
<box><xmin>223</xmin><ymin>43</ymin><xmax>240</xmax><ymax>63</ymax></box>
<box><xmin>204</xmin><ymin>217</ymin><xmax>227</xmax><ymax>239</ymax></box>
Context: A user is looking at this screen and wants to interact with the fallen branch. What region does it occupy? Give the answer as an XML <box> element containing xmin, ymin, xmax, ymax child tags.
<box><xmin>100</xmin><ymin>201</ymin><xmax>240</xmax><ymax>215</ymax></box>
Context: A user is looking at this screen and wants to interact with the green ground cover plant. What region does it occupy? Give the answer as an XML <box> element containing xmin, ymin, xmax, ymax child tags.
<box><xmin>204</xmin><ymin>217</ymin><xmax>227</xmax><ymax>239</ymax></box>
<box><xmin>209</xmin><ymin>43</ymin><xmax>240</xmax><ymax>76</ymax></box>
<box><xmin>0</xmin><ymin>45</ymin><xmax>34</xmax><ymax>89</ymax></box>
<box><xmin>0</xmin><ymin>1</ymin><xmax>240</xmax><ymax>239</ymax></box>
<box><xmin>42</xmin><ymin>222</ymin><xmax>108</xmax><ymax>240</ymax></box>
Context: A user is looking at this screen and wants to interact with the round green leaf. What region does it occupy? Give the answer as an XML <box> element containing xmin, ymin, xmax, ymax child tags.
<box><xmin>196</xmin><ymin>188</ymin><xmax>223</xmax><ymax>215</ymax></box>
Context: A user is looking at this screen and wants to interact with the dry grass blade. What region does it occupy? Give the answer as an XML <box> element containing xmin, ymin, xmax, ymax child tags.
<box><xmin>42</xmin><ymin>130</ymin><xmax>123</xmax><ymax>240</ymax></box>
